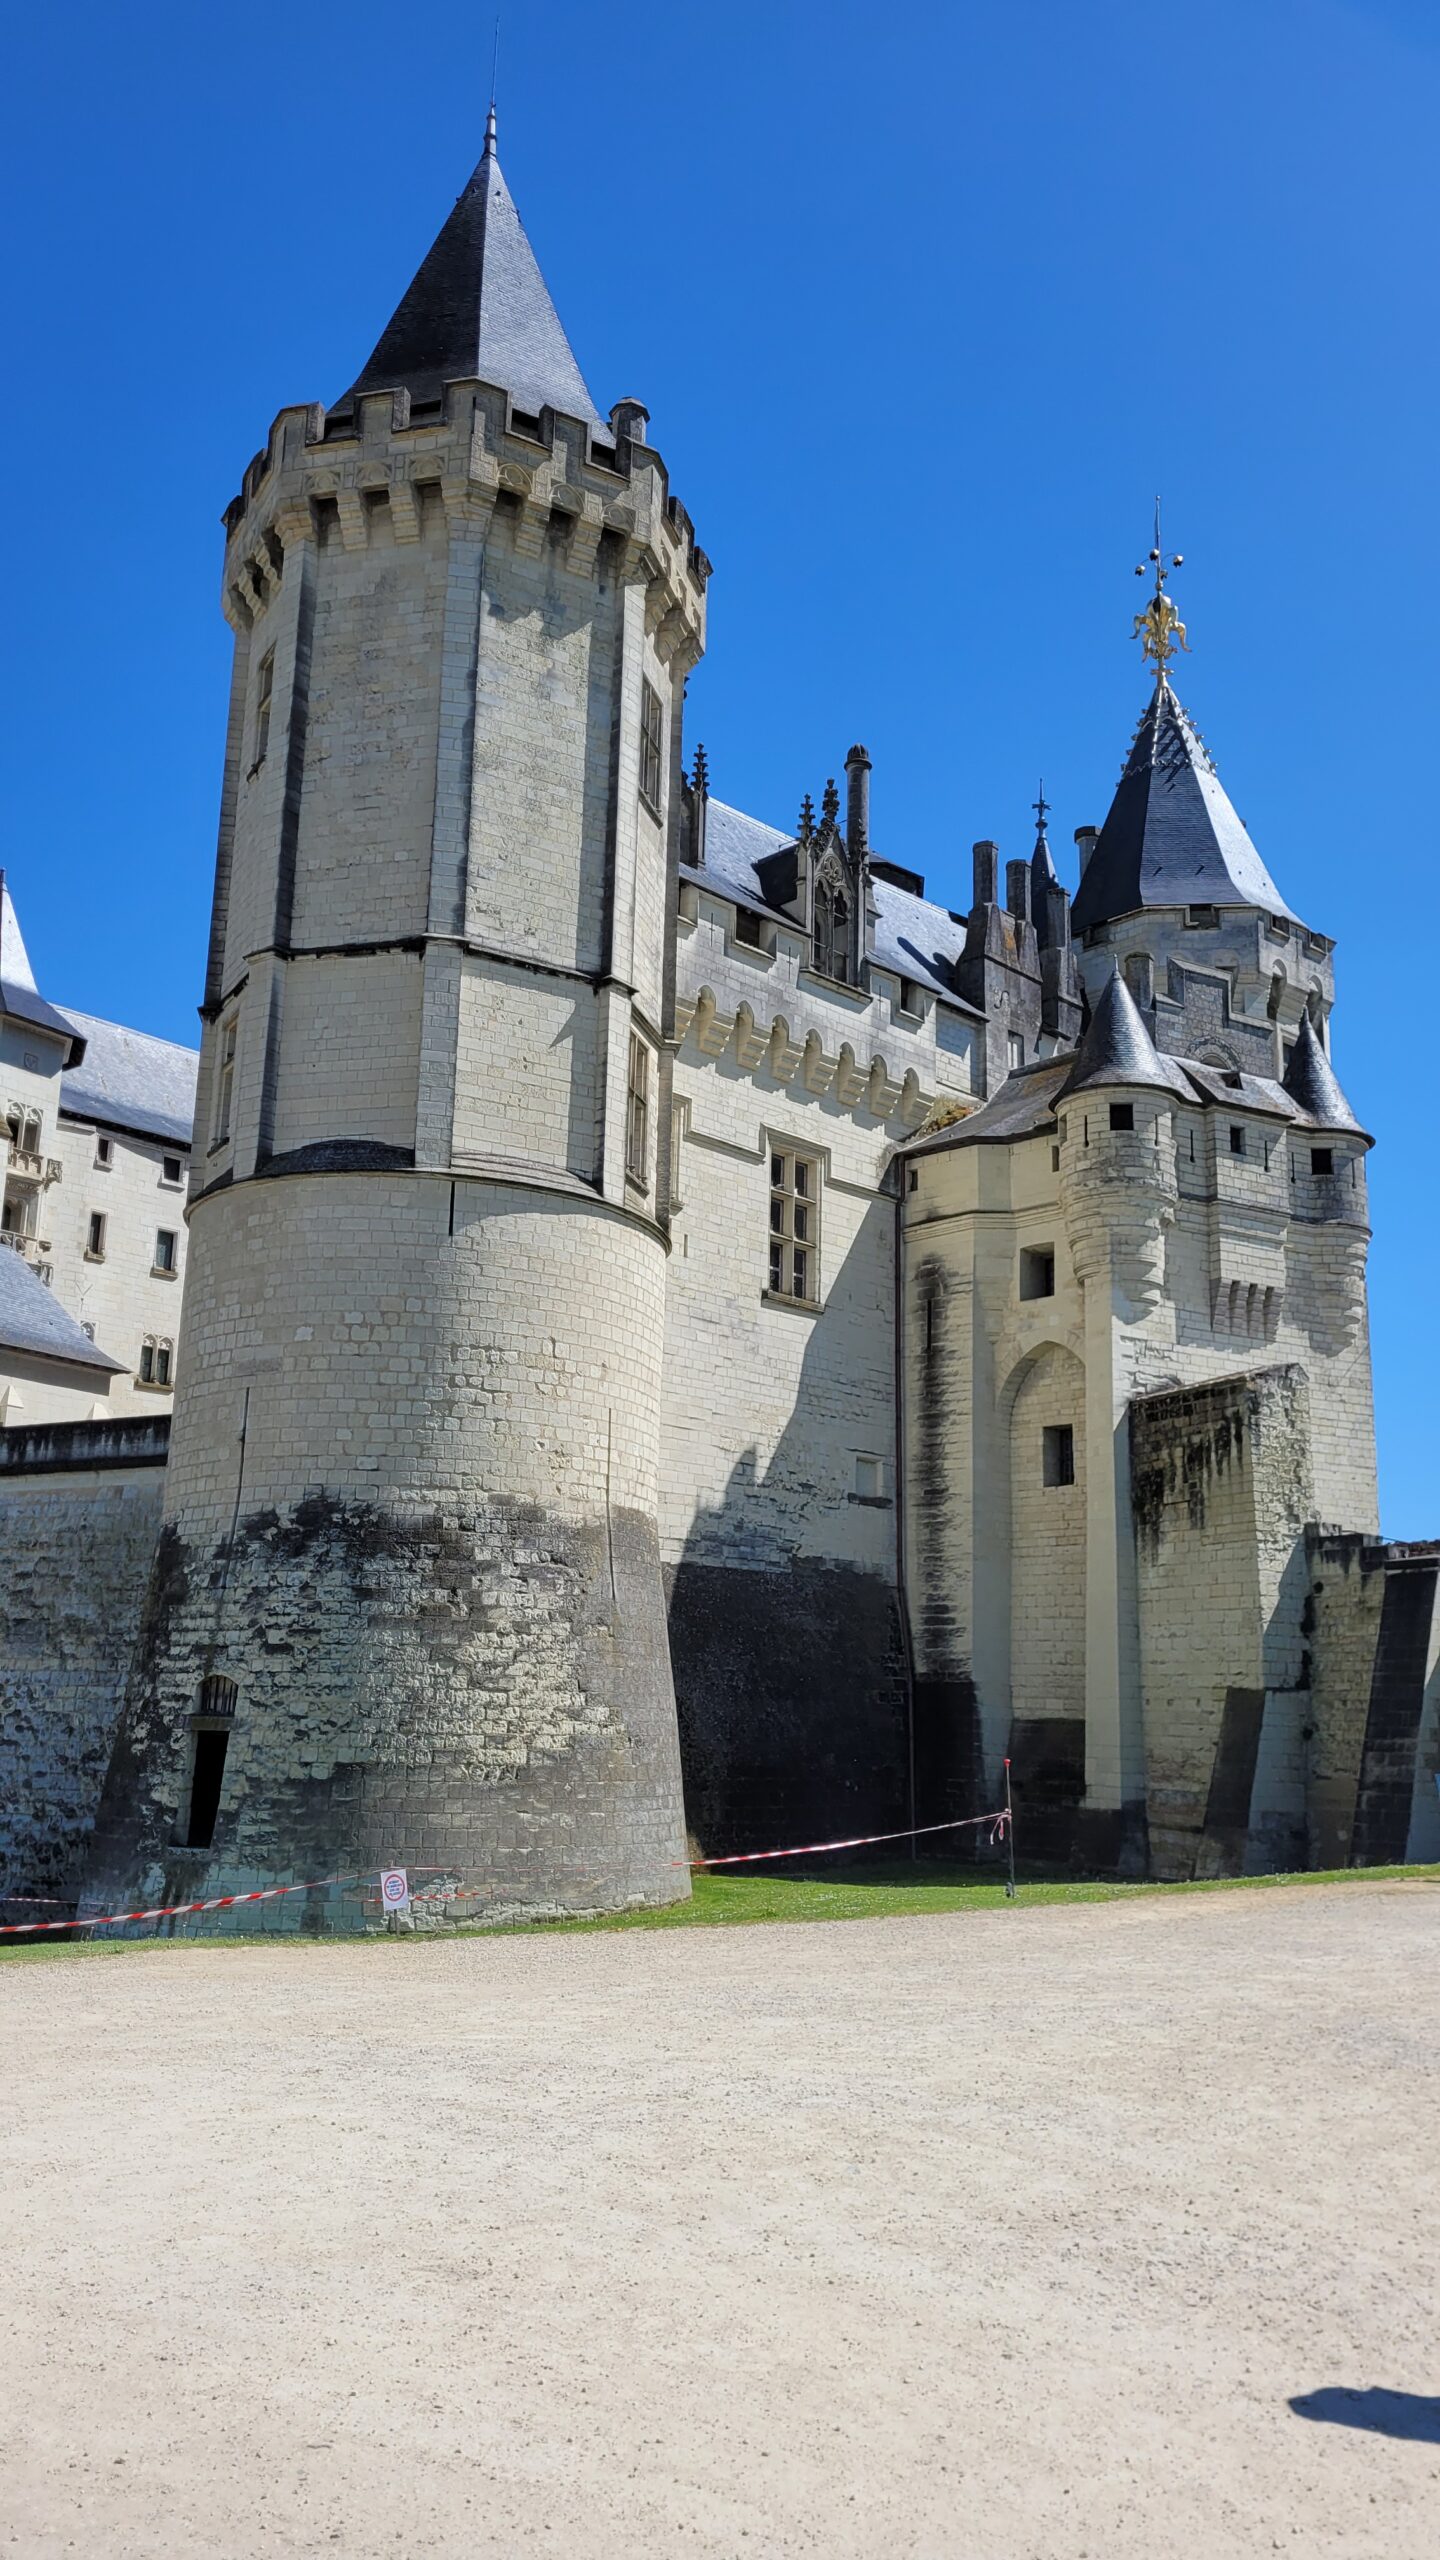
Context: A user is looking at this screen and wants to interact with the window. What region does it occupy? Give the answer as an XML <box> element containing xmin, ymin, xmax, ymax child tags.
<box><xmin>1042</xmin><ymin>1423</ymin><xmax>1076</xmax><ymax>1488</ymax></box>
<box><xmin>139</xmin><ymin>1336</ymin><xmax>173</xmax><ymax>1387</ymax></box>
<box><xmin>898</xmin><ymin>978</ymin><xmax>921</xmax><ymax>1017</ymax></box>
<box><xmin>154</xmin><ymin>1227</ymin><xmax>178</xmax><ymax>1273</ymax></box>
<box><xmin>853</xmin><ymin>1455</ymin><xmax>886</xmax><ymax>1501</ymax></box>
<box><xmin>161</xmin><ymin>1154</ymin><xmax>183</xmax><ymax>1186</ymax></box>
<box><xmin>1229</xmin><ymin>1124</ymin><xmax>1246</xmax><ymax>1157</ymax></box>
<box><xmin>253</xmin><ymin>649</ymin><xmax>274</xmax><ymax>768</ymax></box>
<box><xmin>1051</xmin><ymin>1144</ymin><xmax>1061</xmax><ymax>1173</ymax></box>
<box><xmin>86</xmin><ymin>1211</ymin><xmax>107</xmax><ymax>1259</ymax></box>
<box><xmin>669</xmin><ymin>1099</ymin><xmax>689</xmax><ymax>1210</ymax></box>
<box><xmin>1019</xmin><ymin>1246</ymin><xmax>1056</xmax><ymax>1301</ymax></box>
<box><xmin>200</xmin><ymin>1674</ymin><xmax>237</xmax><ymax>1718</ymax></box>
<box><xmin>184</xmin><ymin>1728</ymin><xmax>231</xmax><ymax>1850</ymax></box>
<box><xmin>768</xmin><ymin>1149</ymin><xmax>820</xmax><ymax>1305</ymax></box>
<box><xmin>95</xmin><ymin>1135</ymin><xmax>113</xmax><ymax>1168</ymax></box>
<box><xmin>214</xmin><ymin>1015</ymin><xmax>237</xmax><ymax>1146</ymax></box>
<box><xmin>908</xmin><ymin>1167</ymin><xmax>919</xmax><ymax>1193</ymax></box>
<box><xmin>8</xmin><ymin>1110</ymin><xmax>41</xmax><ymax>1158</ymax></box>
<box><xmin>639</xmin><ymin>677</ymin><xmax>664</xmax><ymax>812</ymax></box>
<box><xmin>1108</xmin><ymin>1103</ymin><xmax>1134</xmax><ymax>1133</ymax></box>
<box><xmin>1007</xmin><ymin>1032</ymin><xmax>1025</xmax><ymax>1073</ymax></box>
<box><xmin>734</xmin><ymin>907</ymin><xmax>765</xmax><ymax>948</ymax></box>
<box><xmin>1186</xmin><ymin>903</ymin><xmax>1219</xmax><ymax>929</ymax></box>
<box><xmin>626</xmin><ymin>1033</ymin><xmax>650</xmax><ymax>1186</ymax></box>
<box><xmin>812</xmin><ymin>877</ymin><xmax>850</xmax><ymax>983</ymax></box>
<box><xmin>1311</xmin><ymin>1147</ymin><xmax>1334</xmax><ymax>1176</ymax></box>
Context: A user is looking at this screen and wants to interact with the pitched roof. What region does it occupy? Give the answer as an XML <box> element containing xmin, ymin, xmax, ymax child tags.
<box><xmin>687</xmin><ymin>797</ymin><xmax>984</xmax><ymax>1019</ymax></box>
<box><xmin>335</xmin><ymin>112</ymin><xmax>604</xmax><ymax>428</ymax></box>
<box><xmin>1055</xmin><ymin>967</ymin><xmax>1192</xmax><ymax>1102</ymax></box>
<box><xmin>1070</xmin><ymin>681</ymin><xmax>1299</xmax><ymax>933</ymax></box>
<box><xmin>1281</xmin><ymin>1009</ymin><xmax>1364</xmax><ymax>1133</ymax></box>
<box><xmin>0</xmin><ymin>1247</ymin><xmax>125</xmax><ymax>1377</ymax></box>
<box><xmin>60</xmin><ymin>1010</ymin><xmax>199</xmax><ymax>1147</ymax></box>
<box><xmin>0</xmin><ymin>873</ymin><xmax>85</xmax><ymax>1060</ymax></box>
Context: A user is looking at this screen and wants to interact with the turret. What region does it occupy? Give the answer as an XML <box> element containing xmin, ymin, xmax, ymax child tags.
<box><xmin>83</xmin><ymin>116</ymin><xmax>704</xmax><ymax>1928</ymax></box>
<box><xmin>1055</xmin><ymin>970</ymin><xmax>1185</xmax><ymax>1317</ymax></box>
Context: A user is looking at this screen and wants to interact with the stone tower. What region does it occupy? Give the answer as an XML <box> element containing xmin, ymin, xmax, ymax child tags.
<box><xmin>83</xmin><ymin>115</ymin><xmax>706</xmax><ymax>1924</ymax></box>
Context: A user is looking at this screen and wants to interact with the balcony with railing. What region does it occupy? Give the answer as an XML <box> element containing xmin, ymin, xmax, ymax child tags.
<box><xmin>5</xmin><ymin>1145</ymin><xmax>62</xmax><ymax>1185</ymax></box>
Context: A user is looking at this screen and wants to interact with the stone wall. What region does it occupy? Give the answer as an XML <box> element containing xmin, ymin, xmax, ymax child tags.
<box><xmin>1307</xmin><ymin>1535</ymin><xmax>1440</xmax><ymax>1868</ymax></box>
<box><xmin>0</xmin><ymin>1419</ymin><xmax>169</xmax><ymax>1903</ymax></box>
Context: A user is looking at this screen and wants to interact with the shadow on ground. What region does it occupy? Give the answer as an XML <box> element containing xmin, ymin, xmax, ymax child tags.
<box><xmin>1289</xmin><ymin>2388</ymin><xmax>1440</xmax><ymax>2443</ymax></box>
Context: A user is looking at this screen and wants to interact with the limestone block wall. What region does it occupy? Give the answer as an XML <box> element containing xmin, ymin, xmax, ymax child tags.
<box><xmin>1131</xmin><ymin>1367</ymin><xmax>1314</xmax><ymax>1879</ymax></box>
<box><xmin>1078</xmin><ymin>905</ymin><xmax>1335</xmax><ymax>1067</ymax></box>
<box><xmin>1307</xmin><ymin>1536</ymin><xmax>1440</xmax><ymax>1868</ymax></box>
<box><xmin>82</xmin><ymin>1173</ymin><xmax>685</xmax><ymax>1927</ymax></box>
<box><xmin>29</xmin><ymin>1114</ymin><xmax>190</xmax><ymax>1416</ymax></box>
<box><xmin>0</xmin><ymin>1422</ymin><xmax>169</xmax><ymax>1902</ymax></box>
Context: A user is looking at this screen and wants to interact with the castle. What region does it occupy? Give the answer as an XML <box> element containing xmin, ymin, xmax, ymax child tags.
<box><xmin>1</xmin><ymin>119</ymin><xmax>1435</xmax><ymax>1927</ymax></box>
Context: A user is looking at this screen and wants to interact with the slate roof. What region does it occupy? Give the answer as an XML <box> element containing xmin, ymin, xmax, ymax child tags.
<box><xmin>60</xmin><ymin>1010</ymin><xmax>199</xmax><ymax>1147</ymax></box>
<box><xmin>1070</xmin><ymin>681</ymin><xmax>1300</xmax><ymax>933</ymax></box>
<box><xmin>1280</xmin><ymin>1009</ymin><xmax>1364</xmax><ymax>1132</ymax></box>
<box><xmin>335</xmin><ymin>112</ymin><xmax>604</xmax><ymax>428</ymax></box>
<box><xmin>687</xmin><ymin>797</ymin><xmax>985</xmax><ymax>1020</ymax></box>
<box><xmin>0</xmin><ymin>1246</ymin><xmax>125</xmax><ymax>1377</ymax></box>
<box><xmin>0</xmin><ymin>873</ymin><xmax>84</xmax><ymax>1060</ymax></box>
<box><xmin>1055</xmin><ymin>969</ymin><xmax>1192</xmax><ymax>1103</ymax></box>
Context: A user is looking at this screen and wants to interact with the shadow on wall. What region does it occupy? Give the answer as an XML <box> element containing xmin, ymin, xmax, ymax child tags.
<box><xmin>1289</xmin><ymin>2388</ymin><xmax>1440</xmax><ymax>2444</ymax></box>
<box><xmin>665</xmin><ymin>1177</ymin><xmax>910</xmax><ymax>1860</ymax></box>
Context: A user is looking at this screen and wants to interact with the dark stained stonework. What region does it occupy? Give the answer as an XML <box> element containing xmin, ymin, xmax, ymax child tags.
<box><xmin>83</xmin><ymin>1491</ymin><xmax>688</xmax><ymax>1930</ymax></box>
<box><xmin>1351</xmin><ymin>1557</ymin><xmax>1439</xmax><ymax>1866</ymax></box>
<box><xmin>666</xmin><ymin>1560</ymin><xmax>909</xmax><ymax>1859</ymax></box>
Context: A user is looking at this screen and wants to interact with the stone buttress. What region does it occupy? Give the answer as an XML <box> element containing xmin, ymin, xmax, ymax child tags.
<box><xmin>82</xmin><ymin>121</ymin><xmax>707</xmax><ymax>1924</ymax></box>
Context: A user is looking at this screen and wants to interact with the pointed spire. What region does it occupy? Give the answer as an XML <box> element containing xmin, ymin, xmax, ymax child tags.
<box><xmin>0</xmin><ymin>873</ymin><xmax>84</xmax><ymax>1057</ymax></box>
<box><xmin>820</xmin><ymin>777</ymin><xmax>840</xmax><ymax>830</ymax></box>
<box><xmin>1055</xmin><ymin>966</ymin><xmax>1190</xmax><ymax>1102</ymax></box>
<box><xmin>1281</xmin><ymin>1010</ymin><xmax>1364</xmax><ymax>1132</ymax></box>
<box><xmin>334</xmin><ymin>124</ymin><xmax>603</xmax><ymax>427</ymax></box>
<box><xmin>1030</xmin><ymin>778</ymin><xmax>1059</xmax><ymax>948</ymax></box>
<box><xmin>1070</xmin><ymin>678</ymin><xmax>1297</xmax><ymax>934</ymax></box>
<box><xmin>796</xmin><ymin>792</ymin><xmax>816</xmax><ymax>844</ymax></box>
<box><xmin>690</xmin><ymin>742</ymin><xmax>709</xmax><ymax>798</ymax></box>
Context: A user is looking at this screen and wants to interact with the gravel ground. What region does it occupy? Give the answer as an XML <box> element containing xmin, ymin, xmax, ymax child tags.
<box><xmin>3</xmin><ymin>1880</ymin><xmax>1438</xmax><ymax>2558</ymax></box>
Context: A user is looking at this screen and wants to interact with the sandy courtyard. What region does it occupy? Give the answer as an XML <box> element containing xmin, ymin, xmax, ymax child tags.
<box><xmin>3</xmin><ymin>1881</ymin><xmax>1437</xmax><ymax>2558</ymax></box>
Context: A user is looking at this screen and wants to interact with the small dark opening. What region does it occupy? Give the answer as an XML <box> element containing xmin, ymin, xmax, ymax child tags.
<box><xmin>734</xmin><ymin>908</ymin><xmax>764</xmax><ymax>947</ymax></box>
<box><xmin>186</xmin><ymin>1728</ymin><xmax>231</xmax><ymax>1849</ymax></box>
<box><xmin>1311</xmin><ymin>1146</ymin><xmax>1334</xmax><ymax>1176</ymax></box>
<box><xmin>1020</xmin><ymin>1246</ymin><xmax>1056</xmax><ymax>1300</ymax></box>
<box><xmin>908</xmin><ymin>1168</ymin><xmax>919</xmax><ymax>1193</ymax></box>
<box><xmin>1108</xmin><ymin>1103</ymin><xmax>1134</xmax><ymax>1132</ymax></box>
<box><xmin>1043</xmin><ymin>1423</ymin><xmax>1076</xmax><ymax>1487</ymax></box>
<box><xmin>1229</xmin><ymin>1124</ymin><xmax>1246</xmax><ymax>1155</ymax></box>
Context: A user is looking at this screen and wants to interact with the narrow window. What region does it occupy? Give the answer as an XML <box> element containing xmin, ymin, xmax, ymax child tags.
<box><xmin>1019</xmin><ymin>1247</ymin><xmax>1056</xmax><ymax>1301</ymax></box>
<box><xmin>1051</xmin><ymin>1144</ymin><xmax>1061</xmax><ymax>1172</ymax></box>
<box><xmin>639</xmin><ymin>678</ymin><xmax>664</xmax><ymax>813</ymax></box>
<box><xmin>87</xmin><ymin>1210</ymin><xmax>107</xmax><ymax>1258</ymax></box>
<box><xmin>162</xmin><ymin>1153</ymin><xmax>183</xmax><ymax>1185</ymax></box>
<box><xmin>1007</xmin><ymin>1032</ymin><xmax>1025</xmax><ymax>1073</ymax></box>
<box><xmin>1229</xmin><ymin>1124</ymin><xmax>1246</xmax><ymax>1156</ymax></box>
<box><xmin>1311</xmin><ymin>1146</ymin><xmax>1334</xmax><ymax>1176</ymax></box>
<box><xmin>813</xmin><ymin>879</ymin><xmax>850</xmax><ymax>983</ymax></box>
<box><xmin>908</xmin><ymin>1167</ymin><xmax>919</xmax><ymax>1193</ymax></box>
<box><xmin>95</xmin><ymin>1135</ymin><xmax>113</xmax><ymax>1168</ymax></box>
<box><xmin>1108</xmin><ymin>1103</ymin><xmax>1134</xmax><ymax>1133</ymax></box>
<box><xmin>214</xmin><ymin>1015</ymin><xmax>237</xmax><ymax>1146</ymax></box>
<box><xmin>1043</xmin><ymin>1423</ymin><xmax>1076</xmax><ymax>1488</ymax></box>
<box><xmin>154</xmin><ymin>1227</ymin><xmax>178</xmax><ymax>1273</ymax></box>
<box><xmin>185</xmin><ymin>1728</ymin><xmax>231</xmax><ymax>1849</ymax></box>
<box><xmin>253</xmin><ymin>650</ymin><xmax>274</xmax><ymax>768</ymax></box>
<box><xmin>898</xmin><ymin>978</ymin><xmax>920</xmax><ymax>1017</ymax></box>
<box><xmin>138</xmin><ymin>1336</ymin><xmax>173</xmax><ymax>1386</ymax></box>
<box><xmin>20</xmin><ymin>1114</ymin><xmax>40</xmax><ymax>1158</ymax></box>
<box><xmin>626</xmin><ymin>1032</ymin><xmax>650</xmax><ymax>1185</ymax></box>
<box><xmin>768</xmin><ymin>1149</ymin><xmax>820</xmax><ymax>1305</ymax></box>
<box><xmin>200</xmin><ymin>1674</ymin><xmax>237</xmax><ymax>1718</ymax></box>
<box><xmin>669</xmin><ymin>1100</ymin><xmax>688</xmax><ymax>1210</ymax></box>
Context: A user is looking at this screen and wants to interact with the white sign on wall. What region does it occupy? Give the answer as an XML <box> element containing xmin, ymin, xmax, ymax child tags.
<box><xmin>380</xmin><ymin>1868</ymin><xmax>410</xmax><ymax>1914</ymax></box>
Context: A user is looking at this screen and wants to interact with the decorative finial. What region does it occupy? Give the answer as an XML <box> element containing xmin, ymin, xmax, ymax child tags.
<box><xmin>1131</xmin><ymin>496</ymin><xmax>1189</xmax><ymax>682</ymax></box>
<box><xmin>1032</xmin><ymin>777</ymin><xmax>1050</xmax><ymax>841</ymax></box>
<box><xmin>821</xmin><ymin>777</ymin><xmax>840</xmax><ymax>829</ymax></box>
<box><xmin>691</xmin><ymin>742</ymin><xmax>709</xmax><ymax>796</ymax></box>
<box><xmin>485</xmin><ymin>16</ymin><xmax>500</xmax><ymax>148</ymax></box>
<box><xmin>797</xmin><ymin>792</ymin><xmax>816</xmax><ymax>843</ymax></box>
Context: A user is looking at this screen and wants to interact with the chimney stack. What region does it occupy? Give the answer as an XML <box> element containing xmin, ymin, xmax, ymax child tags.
<box><xmin>1047</xmin><ymin>881</ymin><xmax>1071</xmax><ymax>949</ymax></box>
<box><xmin>972</xmin><ymin>839</ymin><xmax>999</xmax><ymax>908</ymax></box>
<box><xmin>1006</xmin><ymin>859</ymin><xmax>1032</xmax><ymax>925</ymax></box>
<box><xmin>844</xmin><ymin>744</ymin><xmax>872</xmax><ymax>856</ymax></box>
<box><xmin>1074</xmin><ymin>825</ymin><xmax>1098</xmax><ymax>876</ymax></box>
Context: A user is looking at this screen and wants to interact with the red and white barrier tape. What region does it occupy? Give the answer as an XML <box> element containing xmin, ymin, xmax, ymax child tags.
<box><xmin>0</xmin><ymin>1870</ymin><xmax>372</xmax><ymax>1936</ymax></box>
<box><xmin>679</xmin><ymin>1809</ymin><xmax>1010</xmax><ymax>1869</ymax></box>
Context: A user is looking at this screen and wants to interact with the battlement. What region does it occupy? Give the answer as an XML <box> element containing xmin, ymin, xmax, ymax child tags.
<box><xmin>221</xmin><ymin>388</ymin><xmax>708</xmax><ymax>666</ymax></box>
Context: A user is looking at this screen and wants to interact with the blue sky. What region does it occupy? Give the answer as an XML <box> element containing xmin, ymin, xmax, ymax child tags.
<box><xmin>3</xmin><ymin>0</ymin><xmax>1436</xmax><ymax>1529</ymax></box>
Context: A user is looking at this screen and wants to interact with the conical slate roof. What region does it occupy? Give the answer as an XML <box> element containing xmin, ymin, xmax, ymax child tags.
<box><xmin>1055</xmin><ymin>966</ymin><xmax>1190</xmax><ymax>1103</ymax></box>
<box><xmin>1070</xmin><ymin>680</ymin><xmax>1298</xmax><ymax>933</ymax></box>
<box><xmin>335</xmin><ymin>112</ymin><xmax>604</xmax><ymax>427</ymax></box>
<box><xmin>0</xmin><ymin>873</ymin><xmax>84</xmax><ymax>1058</ymax></box>
<box><xmin>1281</xmin><ymin>1010</ymin><xmax>1363</xmax><ymax>1132</ymax></box>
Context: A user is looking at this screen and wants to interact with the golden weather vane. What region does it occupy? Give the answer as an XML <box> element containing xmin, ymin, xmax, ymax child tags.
<box><xmin>1132</xmin><ymin>498</ymin><xmax>1189</xmax><ymax>680</ymax></box>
